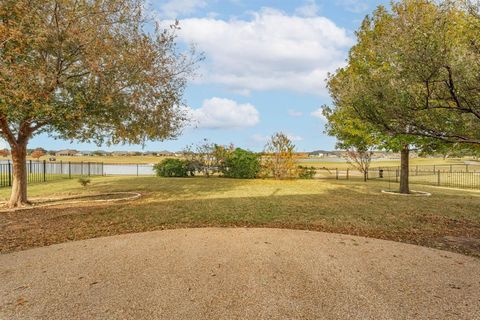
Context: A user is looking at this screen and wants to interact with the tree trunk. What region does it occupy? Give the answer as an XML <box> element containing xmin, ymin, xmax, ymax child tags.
<box><xmin>363</xmin><ymin>170</ymin><xmax>368</xmax><ymax>182</ymax></box>
<box><xmin>399</xmin><ymin>145</ymin><xmax>410</xmax><ymax>194</ymax></box>
<box><xmin>8</xmin><ymin>142</ymin><xmax>29</xmax><ymax>208</ymax></box>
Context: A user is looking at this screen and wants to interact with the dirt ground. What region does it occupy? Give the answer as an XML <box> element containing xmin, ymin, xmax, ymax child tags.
<box><xmin>1</xmin><ymin>228</ymin><xmax>479</xmax><ymax>319</ymax></box>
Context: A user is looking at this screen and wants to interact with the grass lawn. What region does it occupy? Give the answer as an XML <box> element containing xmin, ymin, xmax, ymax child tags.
<box><xmin>0</xmin><ymin>176</ymin><xmax>479</xmax><ymax>256</ymax></box>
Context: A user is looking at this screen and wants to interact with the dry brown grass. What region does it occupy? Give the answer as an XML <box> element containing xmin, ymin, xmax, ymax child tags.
<box><xmin>1</xmin><ymin>176</ymin><xmax>479</xmax><ymax>256</ymax></box>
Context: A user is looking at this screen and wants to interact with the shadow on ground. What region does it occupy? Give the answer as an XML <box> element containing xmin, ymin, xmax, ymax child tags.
<box><xmin>1</xmin><ymin>180</ymin><xmax>479</xmax><ymax>257</ymax></box>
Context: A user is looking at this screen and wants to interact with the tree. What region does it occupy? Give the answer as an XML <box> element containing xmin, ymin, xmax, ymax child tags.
<box><xmin>212</xmin><ymin>144</ymin><xmax>235</xmax><ymax>174</ymax></box>
<box><xmin>0</xmin><ymin>0</ymin><xmax>199</xmax><ymax>207</ymax></box>
<box><xmin>262</xmin><ymin>132</ymin><xmax>298</xmax><ymax>179</ymax></box>
<box><xmin>344</xmin><ymin>148</ymin><xmax>373</xmax><ymax>182</ymax></box>
<box><xmin>223</xmin><ymin>148</ymin><xmax>260</xmax><ymax>179</ymax></box>
<box><xmin>324</xmin><ymin>0</ymin><xmax>480</xmax><ymax>193</ymax></box>
<box><xmin>323</xmin><ymin>105</ymin><xmax>378</xmax><ymax>182</ymax></box>
<box><xmin>183</xmin><ymin>139</ymin><xmax>215</xmax><ymax>177</ymax></box>
<box><xmin>31</xmin><ymin>148</ymin><xmax>45</xmax><ymax>160</ymax></box>
<box><xmin>342</xmin><ymin>0</ymin><xmax>480</xmax><ymax>145</ymax></box>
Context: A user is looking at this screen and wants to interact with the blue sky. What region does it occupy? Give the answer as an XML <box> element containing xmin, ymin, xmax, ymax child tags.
<box><xmin>25</xmin><ymin>0</ymin><xmax>388</xmax><ymax>152</ymax></box>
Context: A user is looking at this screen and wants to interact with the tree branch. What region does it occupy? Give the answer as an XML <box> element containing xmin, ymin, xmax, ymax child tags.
<box><xmin>0</xmin><ymin>115</ymin><xmax>18</xmax><ymax>148</ymax></box>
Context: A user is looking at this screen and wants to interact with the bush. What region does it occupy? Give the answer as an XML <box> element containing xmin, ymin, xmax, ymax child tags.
<box><xmin>154</xmin><ymin>158</ymin><xmax>191</xmax><ymax>177</ymax></box>
<box><xmin>78</xmin><ymin>177</ymin><xmax>91</xmax><ymax>187</ymax></box>
<box><xmin>298</xmin><ymin>166</ymin><xmax>316</xmax><ymax>179</ymax></box>
<box><xmin>223</xmin><ymin>148</ymin><xmax>260</xmax><ymax>179</ymax></box>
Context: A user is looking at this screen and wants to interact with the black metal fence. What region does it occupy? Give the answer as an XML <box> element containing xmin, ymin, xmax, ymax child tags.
<box><xmin>0</xmin><ymin>160</ymin><xmax>104</xmax><ymax>188</ymax></box>
<box><xmin>307</xmin><ymin>164</ymin><xmax>480</xmax><ymax>190</ymax></box>
<box><xmin>367</xmin><ymin>167</ymin><xmax>480</xmax><ymax>190</ymax></box>
<box><xmin>0</xmin><ymin>160</ymin><xmax>478</xmax><ymax>191</ymax></box>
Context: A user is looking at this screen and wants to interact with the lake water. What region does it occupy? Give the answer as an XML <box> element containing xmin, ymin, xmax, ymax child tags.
<box><xmin>103</xmin><ymin>164</ymin><xmax>155</xmax><ymax>176</ymax></box>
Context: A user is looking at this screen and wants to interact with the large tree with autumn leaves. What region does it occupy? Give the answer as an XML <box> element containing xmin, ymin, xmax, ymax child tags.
<box><xmin>0</xmin><ymin>0</ymin><xmax>198</xmax><ymax>207</ymax></box>
<box><xmin>325</xmin><ymin>0</ymin><xmax>480</xmax><ymax>194</ymax></box>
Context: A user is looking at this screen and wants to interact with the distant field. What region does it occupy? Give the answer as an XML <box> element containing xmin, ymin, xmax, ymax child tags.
<box><xmin>300</xmin><ymin>157</ymin><xmax>478</xmax><ymax>170</ymax></box>
<box><xmin>17</xmin><ymin>155</ymin><xmax>480</xmax><ymax>168</ymax></box>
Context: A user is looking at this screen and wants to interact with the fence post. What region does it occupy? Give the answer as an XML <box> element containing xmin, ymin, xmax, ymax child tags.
<box><xmin>29</xmin><ymin>160</ymin><xmax>32</xmax><ymax>174</ymax></box>
<box><xmin>450</xmin><ymin>165</ymin><xmax>452</xmax><ymax>173</ymax></box>
<box><xmin>88</xmin><ymin>162</ymin><xmax>91</xmax><ymax>176</ymax></box>
<box><xmin>69</xmin><ymin>161</ymin><xmax>71</xmax><ymax>179</ymax></box>
<box><xmin>43</xmin><ymin>160</ymin><xmax>46</xmax><ymax>182</ymax></box>
<box><xmin>81</xmin><ymin>161</ymin><xmax>83</xmax><ymax>176</ymax></box>
<box><xmin>346</xmin><ymin>168</ymin><xmax>349</xmax><ymax>180</ymax></box>
<box><xmin>437</xmin><ymin>170</ymin><xmax>441</xmax><ymax>186</ymax></box>
<box><xmin>336</xmin><ymin>168</ymin><xmax>338</xmax><ymax>180</ymax></box>
<box><xmin>137</xmin><ymin>164</ymin><xmax>139</xmax><ymax>176</ymax></box>
<box><xmin>102</xmin><ymin>162</ymin><xmax>104</xmax><ymax>176</ymax></box>
<box><xmin>466</xmin><ymin>164</ymin><xmax>469</xmax><ymax>173</ymax></box>
<box><xmin>395</xmin><ymin>169</ymin><xmax>399</xmax><ymax>183</ymax></box>
<box><xmin>7</xmin><ymin>160</ymin><xmax>12</xmax><ymax>186</ymax></box>
<box><xmin>60</xmin><ymin>161</ymin><xmax>63</xmax><ymax>175</ymax></box>
<box><xmin>433</xmin><ymin>165</ymin><xmax>436</xmax><ymax>173</ymax></box>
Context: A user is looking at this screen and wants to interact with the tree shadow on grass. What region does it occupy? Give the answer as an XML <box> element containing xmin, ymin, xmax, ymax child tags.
<box><xmin>1</xmin><ymin>184</ymin><xmax>479</xmax><ymax>257</ymax></box>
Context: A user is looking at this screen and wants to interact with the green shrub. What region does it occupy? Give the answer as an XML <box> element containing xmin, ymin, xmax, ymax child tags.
<box><xmin>154</xmin><ymin>158</ymin><xmax>190</xmax><ymax>177</ymax></box>
<box><xmin>298</xmin><ymin>166</ymin><xmax>316</xmax><ymax>179</ymax></box>
<box><xmin>78</xmin><ymin>177</ymin><xmax>91</xmax><ymax>187</ymax></box>
<box><xmin>223</xmin><ymin>148</ymin><xmax>260</xmax><ymax>179</ymax></box>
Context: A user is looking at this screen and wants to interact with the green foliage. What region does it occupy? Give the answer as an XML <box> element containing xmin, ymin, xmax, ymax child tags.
<box><xmin>223</xmin><ymin>148</ymin><xmax>260</xmax><ymax>179</ymax></box>
<box><xmin>326</xmin><ymin>0</ymin><xmax>479</xmax><ymax>148</ymax></box>
<box><xmin>183</xmin><ymin>139</ymin><xmax>234</xmax><ymax>177</ymax></box>
<box><xmin>0</xmin><ymin>0</ymin><xmax>199</xmax><ymax>146</ymax></box>
<box><xmin>78</xmin><ymin>177</ymin><xmax>91</xmax><ymax>187</ymax></box>
<box><xmin>297</xmin><ymin>166</ymin><xmax>316</xmax><ymax>179</ymax></box>
<box><xmin>212</xmin><ymin>144</ymin><xmax>235</xmax><ymax>174</ymax></box>
<box><xmin>154</xmin><ymin>158</ymin><xmax>191</xmax><ymax>177</ymax></box>
<box><xmin>0</xmin><ymin>0</ymin><xmax>201</xmax><ymax>206</ymax></box>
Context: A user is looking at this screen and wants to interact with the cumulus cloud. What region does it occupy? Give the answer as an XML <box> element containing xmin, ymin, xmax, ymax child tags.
<box><xmin>188</xmin><ymin>97</ymin><xmax>260</xmax><ymax>129</ymax></box>
<box><xmin>165</xmin><ymin>8</ymin><xmax>353</xmax><ymax>95</ymax></box>
<box><xmin>158</xmin><ymin>0</ymin><xmax>207</xmax><ymax>18</ymax></box>
<box><xmin>311</xmin><ymin>108</ymin><xmax>327</xmax><ymax>122</ymax></box>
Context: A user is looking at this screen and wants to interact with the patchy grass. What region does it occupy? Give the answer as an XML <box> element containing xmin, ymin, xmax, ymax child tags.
<box><xmin>0</xmin><ymin>176</ymin><xmax>479</xmax><ymax>256</ymax></box>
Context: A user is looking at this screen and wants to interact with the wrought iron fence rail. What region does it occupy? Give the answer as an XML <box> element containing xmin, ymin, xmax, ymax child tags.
<box><xmin>0</xmin><ymin>160</ymin><xmax>104</xmax><ymax>188</ymax></box>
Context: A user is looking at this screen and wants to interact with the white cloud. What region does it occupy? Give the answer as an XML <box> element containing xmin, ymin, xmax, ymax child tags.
<box><xmin>336</xmin><ymin>0</ymin><xmax>369</xmax><ymax>13</ymax></box>
<box><xmin>295</xmin><ymin>0</ymin><xmax>320</xmax><ymax>17</ymax></box>
<box><xmin>188</xmin><ymin>97</ymin><xmax>260</xmax><ymax>129</ymax></box>
<box><xmin>166</xmin><ymin>8</ymin><xmax>353</xmax><ymax>95</ymax></box>
<box><xmin>158</xmin><ymin>0</ymin><xmax>207</xmax><ymax>18</ymax></box>
<box><xmin>288</xmin><ymin>109</ymin><xmax>303</xmax><ymax>117</ymax></box>
<box><xmin>311</xmin><ymin>108</ymin><xmax>327</xmax><ymax>122</ymax></box>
